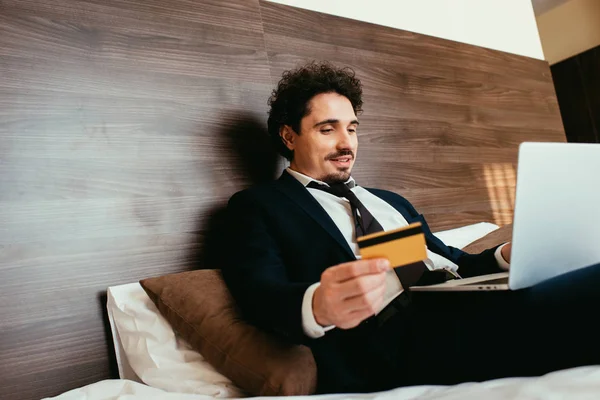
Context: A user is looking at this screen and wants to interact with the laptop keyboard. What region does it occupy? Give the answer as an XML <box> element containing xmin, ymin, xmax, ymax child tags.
<box><xmin>463</xmin><ymin>277</ymin><xmax>509</xmax><ymax>285</ymax></box>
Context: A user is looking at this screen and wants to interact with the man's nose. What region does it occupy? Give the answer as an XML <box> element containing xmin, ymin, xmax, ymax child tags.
<box><xmin>336</xmin><ymin>129</ymin><xmax>354</xmax><ymax>149</ymax></box>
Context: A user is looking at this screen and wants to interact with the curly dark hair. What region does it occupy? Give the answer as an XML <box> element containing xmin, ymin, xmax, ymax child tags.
<box><xmin>267</xmin><ymin>61</ymin><xmax>363</xmax><ymax>161</ymax></box>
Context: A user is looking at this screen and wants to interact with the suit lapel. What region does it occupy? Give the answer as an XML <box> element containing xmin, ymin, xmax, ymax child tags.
<box><xmin>275</xmin><ymin>171</ymin><xmax>355</xmax><ymax>259</ymax></box>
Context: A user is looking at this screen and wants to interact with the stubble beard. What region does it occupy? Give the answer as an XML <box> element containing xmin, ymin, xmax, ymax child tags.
<box><xmin>320</xmin><ymin>169</ymin><xmax>352</xmax><ymax>185</ymax></box>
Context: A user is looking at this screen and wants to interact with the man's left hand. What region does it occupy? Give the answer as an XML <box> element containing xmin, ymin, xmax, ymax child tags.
<box><xmin>501</xmin><ymin>242</ymin><xmax>512</xmax><ymax>263</ymax></box>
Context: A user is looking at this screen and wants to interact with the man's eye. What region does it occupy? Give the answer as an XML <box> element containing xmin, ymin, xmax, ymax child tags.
<box><xmin>321</xmin><ymin>129</ymin><xmax>333</xmax><ymax>133</ymax></box>
<box><xmin>348</xmin><ymin>129</ymin><xmax>356</xmax><ymax>133</ymax></box>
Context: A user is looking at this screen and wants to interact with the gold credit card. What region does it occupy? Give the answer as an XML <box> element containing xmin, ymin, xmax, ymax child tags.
<box><xmin>357</xmin><ymin>222</ymin><xmax>427</xmax><ymax>268</ymax></box>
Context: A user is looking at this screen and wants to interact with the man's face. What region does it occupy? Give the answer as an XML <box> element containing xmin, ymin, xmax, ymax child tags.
<box><xmin>281</xmin><ymin>92</ymin><xmax>358</xmax><ymax>184</ymax></box>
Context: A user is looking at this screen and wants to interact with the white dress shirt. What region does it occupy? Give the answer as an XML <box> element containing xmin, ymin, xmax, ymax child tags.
<box><xmin>286</xmin><ymin>168</ymin><xmax>510</xmax><ymax>339</ymax></box>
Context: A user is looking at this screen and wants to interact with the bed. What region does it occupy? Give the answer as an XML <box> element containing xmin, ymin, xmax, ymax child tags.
<box><xmin>43</xmin><ymin>368</ymin><xmax>600</xmax><ymax>400</ymax></box>
<box><xmin>42</xmin><ymin>223</ymin><xmax>600</xmax><ymax>400</ymax></box>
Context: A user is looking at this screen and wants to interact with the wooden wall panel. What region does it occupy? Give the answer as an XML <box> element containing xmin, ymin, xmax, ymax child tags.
<box><xmin>0</xmin><ymin>1</ymin><xmax>275</xmax><ymax>399</ymax></box>
<box><xmin>259</xmin><ymin>0</ymin><xmax>566</xmax><ymax>231</ymax></box>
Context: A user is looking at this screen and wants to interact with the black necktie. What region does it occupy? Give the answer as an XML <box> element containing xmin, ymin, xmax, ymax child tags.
<box><xmin>307</xmin><ymin>181</ymin><xmax>434</xmax><ymax>288</ymax></box>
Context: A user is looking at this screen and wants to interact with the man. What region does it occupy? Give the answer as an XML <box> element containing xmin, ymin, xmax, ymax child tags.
<box><xmin>221</xmin><ymin>62</ymin><xmax>600</xmax><ymax>393</ymax></box>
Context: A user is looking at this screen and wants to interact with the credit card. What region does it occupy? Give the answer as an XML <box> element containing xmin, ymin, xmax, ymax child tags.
<box><xmin>357</xmin><ymin>222</ymin><xmax>427</xmax><ymax>268</ymax></box>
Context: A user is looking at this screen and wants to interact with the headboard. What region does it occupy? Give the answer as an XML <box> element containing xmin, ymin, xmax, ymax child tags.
<box><xmin>0</xmin><ymin>1</ymin><xmax>564</xmax><ymax>399</ymax></box>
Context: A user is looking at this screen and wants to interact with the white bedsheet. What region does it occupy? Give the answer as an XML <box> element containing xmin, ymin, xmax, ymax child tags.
<box><xmin>46</xmin><ymin>366</ymin><xmax>600</xmax><ymax>400</ymax></box>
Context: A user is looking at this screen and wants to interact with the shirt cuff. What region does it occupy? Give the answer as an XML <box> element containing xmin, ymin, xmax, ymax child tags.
<box><xmin>495</xmin><ymin>243</ymin><xmax>510</xmax><ymax>270</ymax></box>
<box><xmin>302</xmin><ymin>282</ymin><xmax>336</xmax><ymax>338</ymax></box>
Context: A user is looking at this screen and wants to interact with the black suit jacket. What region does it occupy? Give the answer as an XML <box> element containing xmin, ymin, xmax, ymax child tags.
<box><xmin>220</xmin><ymin>171</ymin><xmax>503</xmax><ymax>391</ymax></box>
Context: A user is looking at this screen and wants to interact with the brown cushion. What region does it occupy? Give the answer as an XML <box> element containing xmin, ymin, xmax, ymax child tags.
<box><xmin>462</xmin><ymin>224</ymin><xmax>513</xmax><ymax>254</ymax></box>
<box><xmin>139</xmin><ymin>270</ymin><xmax>317</xmax><ymax>397</ymax></box>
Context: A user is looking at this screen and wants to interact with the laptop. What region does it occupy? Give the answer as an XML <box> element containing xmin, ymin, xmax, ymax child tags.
<box><xmin>411</xmin><ymin>142</ymin><xmax>600</xmax><ymax>292</ymax></box>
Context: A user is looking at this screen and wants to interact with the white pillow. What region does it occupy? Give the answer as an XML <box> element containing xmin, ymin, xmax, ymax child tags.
<box><xmin>433</xmin><ymin>222</ymin><xmax>499</xmax><ymax>249</ymax></box>
<box><xmin>106</xmin><ymin>283</ymin><xmax>245</xmax><ymax>397</ymax></box>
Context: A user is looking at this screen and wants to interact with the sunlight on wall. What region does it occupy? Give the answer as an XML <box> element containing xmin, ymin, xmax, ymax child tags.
<box><xmin>483</xmin><ymin>163</ymin><xmax>517</xmax><ymax>226</ymax></box>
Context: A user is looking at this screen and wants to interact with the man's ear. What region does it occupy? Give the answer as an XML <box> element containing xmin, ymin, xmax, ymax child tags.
<box><xmin>279</xmin><ymin>125</ymin><xmax>297</xmax><ymax>151</ymax></box>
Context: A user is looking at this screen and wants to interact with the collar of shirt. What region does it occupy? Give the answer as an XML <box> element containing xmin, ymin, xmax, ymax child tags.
<box><xmin>286</xmin><ymin>167</ymin><xmax>356</xmax><ymax>188</ymax></box>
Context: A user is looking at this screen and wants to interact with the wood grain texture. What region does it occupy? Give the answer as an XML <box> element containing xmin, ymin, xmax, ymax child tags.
<box><xmin>259</xmin><ymin>0</ymin><xmax>565</xmax><ymax>231</ymax></box>
<box><xmin>0</xmin><ymin>0</ymin><xmax>275</xmax><ymax>399</ymax></box>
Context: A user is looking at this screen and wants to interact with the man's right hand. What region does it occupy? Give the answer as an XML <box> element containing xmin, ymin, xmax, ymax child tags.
<box><xmin>313</xmin><ymin>258</ymin><xmax>390</xmax><ymax>329</ymax></box>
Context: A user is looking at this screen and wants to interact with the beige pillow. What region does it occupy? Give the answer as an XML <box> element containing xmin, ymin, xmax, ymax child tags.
<box><xmin>462</xmin><ymin>224</ymin><xmax>513</xmax><ymax>254</ymax></box>
<box><xmin>139</xmin><ymin>270</ymin><xmax>317</xmax><ymax>396</ymax></box>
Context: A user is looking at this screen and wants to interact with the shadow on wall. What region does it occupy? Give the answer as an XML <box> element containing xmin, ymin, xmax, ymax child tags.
<box><xmin>99</xmin><ymin>112</ymin><xmax>281</xmax><ymax>378</ymax></box>
<box><xmin>99</xmin><ymin>292</ymin><xmax>120</xmax><ymax>379</ymax></box>
<box><xmin>198</xmin><ymin>112</ymin><xmax>281</xmax><ymax>270</ymax></box>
